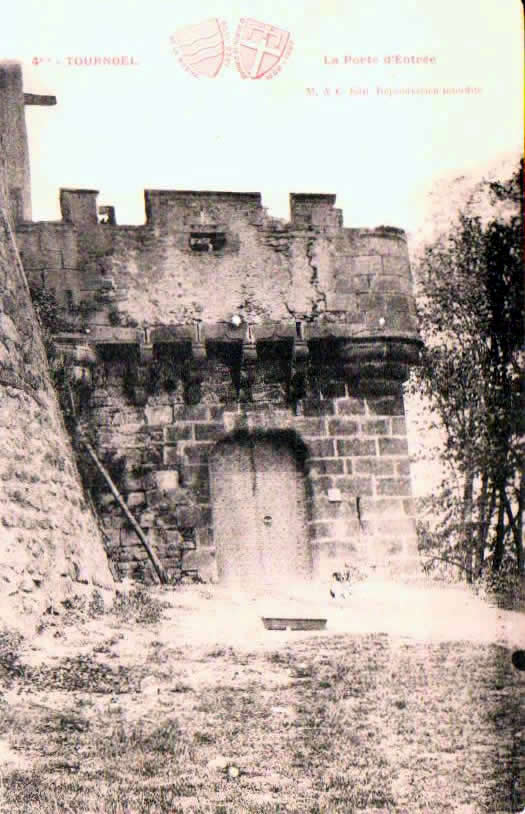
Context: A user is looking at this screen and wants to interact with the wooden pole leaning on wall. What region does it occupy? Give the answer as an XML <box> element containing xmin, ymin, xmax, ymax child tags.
<box><xmin>63</xmin><ymin>379</ymin><xmax>168</xmax><ymax>585</ymax></box>
<box><xmin>79</xmin><ymin>438</ymin><xmax>169</xmax><ymax>585</ymax></box>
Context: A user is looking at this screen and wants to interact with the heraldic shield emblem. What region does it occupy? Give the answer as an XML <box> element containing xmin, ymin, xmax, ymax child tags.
<box><xmin>235</xmin><ymin>18</ymin><xmax>293</xmax><ymax>79</ymax></box>
<box><xmin>170</xmin><ymin>18</ymin><xmax>229</xmax><ymax>78</ymax></box>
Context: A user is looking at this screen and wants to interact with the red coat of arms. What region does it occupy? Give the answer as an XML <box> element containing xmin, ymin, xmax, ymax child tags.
<box><xmin>170</xmin><ymin>18</ymin><xmax>229</xmax><ymax>78</ymax></box>
<box><xmin>235</xmin><ymin>18</ymin><xmax>293</xmax><ymax>79</ymax></box>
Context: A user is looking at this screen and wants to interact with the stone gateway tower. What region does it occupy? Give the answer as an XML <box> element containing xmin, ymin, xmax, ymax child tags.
<box><xmin>6</xmin><ymin>63</ymin><xmax>423</xmax><ymax>592</ymax></box>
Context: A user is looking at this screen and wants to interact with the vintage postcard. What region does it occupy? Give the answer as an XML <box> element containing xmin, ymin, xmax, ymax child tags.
<box><xmin>0</xmin><ymin>1</ymin><xmax>523</xmax><ymax>812</ymax></box>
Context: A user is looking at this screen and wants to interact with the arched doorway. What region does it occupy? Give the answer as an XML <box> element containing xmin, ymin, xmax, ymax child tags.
<box><xmin>210</xmin><ymin>431</ymin><xmax>313</xmax><ymax>591</ymax></box>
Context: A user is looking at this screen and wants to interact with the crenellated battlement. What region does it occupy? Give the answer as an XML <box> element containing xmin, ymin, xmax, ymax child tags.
<box><xmin>16</xmin><ymin>185</ymin><xmax>419</xmax><ymax>343</ymax></box>
<box><xmin>22</xmin><ymin>186</ymin><xmax>382</xmax><ymax>233</ymax></box>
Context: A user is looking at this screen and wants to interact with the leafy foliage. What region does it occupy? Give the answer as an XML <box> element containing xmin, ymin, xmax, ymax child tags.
<box><xmin>111</xmin><ymin>588</ymin><xmax>170</xmax><ymax>625</ymax></box>
<box><xmin>0</xmin><ymin>628</ymin><xmax>25</xmax><ymax>685</ymax></box>
<box><xmin>28</xmin><ymin>283</ymin><xmax>74</xmax><ymax>357</ymax></box>
<box><xmin>411</xmin><ymin>160</ymin><xmax>524</xmax><ymax>585</ymax></box>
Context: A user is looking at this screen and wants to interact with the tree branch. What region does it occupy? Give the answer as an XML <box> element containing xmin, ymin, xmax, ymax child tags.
<box><xmin>422</xmin><ymin>555</ymin><xmax>472</xmax><ymax>575</ymax></box>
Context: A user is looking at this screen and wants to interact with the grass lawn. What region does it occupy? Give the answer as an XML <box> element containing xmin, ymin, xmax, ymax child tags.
<box><xmin>0</xmin><ymin>585</ymin><xmax>523</xmax><ymax>813</ymax></box>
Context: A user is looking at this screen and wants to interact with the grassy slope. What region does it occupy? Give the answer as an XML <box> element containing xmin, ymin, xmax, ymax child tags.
<box><xmin>0</xmin><ymin>590</ymin><xmax>523</xmax><ymax>814</ymax></box>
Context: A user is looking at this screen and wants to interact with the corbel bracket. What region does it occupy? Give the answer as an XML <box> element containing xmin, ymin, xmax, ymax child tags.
<box><xmin>289</xmin><ymin>336</ymin><xmax>309</xmax><ymax>404</ymax></box>
<box><xmin>182</xmin><ymin>328</ymin><xmax>209</xmax><ymax>405</ymax></box>
<box><xmin>239</xmin><ymin>328</ymin><xmax>258</xmax><ymax>401</ymax></box>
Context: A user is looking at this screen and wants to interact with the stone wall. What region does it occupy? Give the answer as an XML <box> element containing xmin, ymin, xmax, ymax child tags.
<box><xmin>0</xmin><ymin>165</ymin><xmax>113</xmax><ymax>623</ymax></box>
<box><xmin>15</xmin><ymin>189</ymin><xmax>419</xmax><ymax>341</ymax></box>
<box><xmin>87</xmin><ymin>350</ymin><xmax>417</xmax><ymax>584</ymax></box>
<box><xmin>11</xmin><ymin>183</ymin><xmax>423</xmax><ymax>586</ymax></box>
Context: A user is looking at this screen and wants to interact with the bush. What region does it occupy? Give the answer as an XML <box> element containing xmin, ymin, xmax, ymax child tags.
<box><xmin>0</xmin><ymin>628</ymin><xmax>24</xmax><ymax>684</ymax></box>
<box><xmin>476</xmin><ymin>561</ymin><xmax>525</xmax><ymax>610</ymax></box>
<box><xmin>111</xmin><ymin>588</ymin><xmax>170</xmax><ymax>625</ymax></box>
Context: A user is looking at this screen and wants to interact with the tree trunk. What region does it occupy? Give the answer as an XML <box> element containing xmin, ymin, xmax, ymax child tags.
<box><xmin>503</xmin><ymin>477</ymin><xmax>524</xmax><ymax>576</ymax></box>
<box><xmin>475</xmin><ymin>472</ymin><xmax>489</xmax><ymax>578</ymax></box>
<box><xmin>462</xmin><ymin>468</ymin><xmax>475</xmax><ymax>582</ymax></box>
<box><xmin>518</xmin><ymin>472</ymin><xmax>524</xmax><ymax>576</ymax></box>
<box><xmin>492</xmin><ymin>483</ymin><xmax>507</xmax><ymax>573</ymax></box>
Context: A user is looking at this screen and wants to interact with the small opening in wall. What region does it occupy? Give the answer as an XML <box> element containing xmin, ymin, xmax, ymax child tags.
<box><xmin>189</xmin><ymin>232</ymin><xmax>226</xmax><ymax>253</ymax></box>
<box><xmin>98</xmin><ymin>205</ymin><xmax>116</xmax><ymax>225</ymax></box>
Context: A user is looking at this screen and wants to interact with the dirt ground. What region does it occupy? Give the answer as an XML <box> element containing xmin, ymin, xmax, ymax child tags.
<box><xmin>0</xmin><ymin>578</ymin><xmax>524</xmax><ymax>813</ymax></box>
<box><xmin>11</xmin><ymin>578</ymin><xmax>525</xmax><ymax>660</ymax></box>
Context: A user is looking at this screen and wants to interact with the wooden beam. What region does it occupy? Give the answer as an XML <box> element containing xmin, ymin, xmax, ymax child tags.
<box><xmin>80</xmin><ymin>437</ymin><xmax>169</xmax><ymax>585</ymax></box>
<box><xmin>24</xmin><ymin>93</ymin><xmax>57</xmax><ymax>106</ymax></box>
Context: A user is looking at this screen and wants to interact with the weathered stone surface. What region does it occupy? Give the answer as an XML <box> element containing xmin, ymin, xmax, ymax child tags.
<box><xmin>378</xmin><ymin>438</ymin><xmax>409</xmax><ymax>456</ymax></box>
<box><xmin>376</xmin><ymin>477</ymin><xmax>412</xmax><ymax>497</ymax></box>
<box><xmin>366</xmin><ymin>394</ymin><xmax>405</xmax><ymax>416</ymax></box>
<box><xmin>327</xmin><ymin>419</ymin><xmax>359</xmax><ymax>436</ymax></box>
<box><xmin>354</xmin><ymin>458</ymin><xmax>395</xmax><ymax>475</ymax></box>
<box><xmin>392</xmin><ymin>417</ymin><xmax>407</xmax><ymax>435</ymax></box>
<box><xmin>307</xmin><ymin>459</ymin><xmax>345</xmax><ymax>476</ymax></box>
<box><xmin>308</xmin><ymin>438</ymin><xmax>336</xmax><ymax>458</ymax></box>
<box><xmin>336</xmin><ymin>398</ymin><xmax>366</xmax><ymax>415</ymax></box>
<box><xmin>336</xmin><ymin>439</ymin><xmax>376</xmax><ymax>457</ymax></box>
<box><xmin>360</xmin><ymin>419</ymin><xmax>389</xmax><ymax>435</ymax></box>
<box><xmin>336</xmin><ymin>477</ymin><xmax>374</xmax><ymax>496</ymax></box>
<box><xmin>0</xmin><ymin>174</ymin><xmax>114</xmax><ymax>624</ymax></box>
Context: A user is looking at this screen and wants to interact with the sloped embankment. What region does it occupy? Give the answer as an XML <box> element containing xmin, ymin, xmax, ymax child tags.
<box><xmin>0</xmin><ymin>143</ymin><xmax>113</xmax><ymax>625</ymax></box>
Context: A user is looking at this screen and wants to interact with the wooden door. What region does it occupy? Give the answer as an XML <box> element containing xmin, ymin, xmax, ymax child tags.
<box><xmin>210</xmin><ymin>437</ymin><xmax>311</xmax><ymax>590</ymax></box>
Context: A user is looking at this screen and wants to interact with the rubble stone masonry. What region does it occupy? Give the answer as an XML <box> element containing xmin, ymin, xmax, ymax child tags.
<box><xmin>0</xmin><ymin>63</ymin><xmax>113</xmax><ymax>621</ymax></box>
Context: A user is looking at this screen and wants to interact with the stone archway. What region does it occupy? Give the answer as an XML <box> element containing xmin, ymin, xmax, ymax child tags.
<box><xmin>210</xmin><ymin>431</ymin><xmax>313</xmax><ymax>591</ymax></box>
